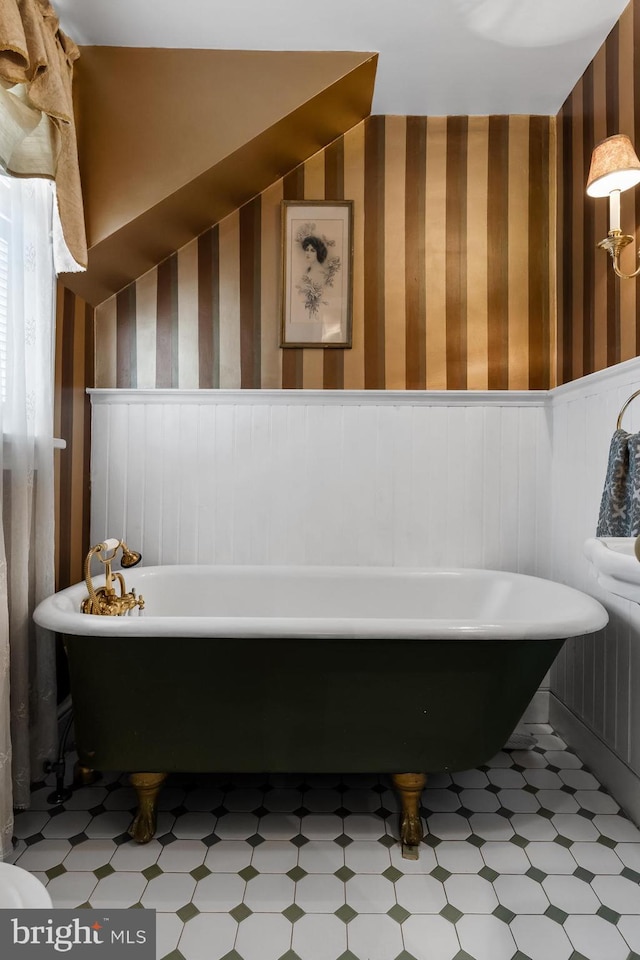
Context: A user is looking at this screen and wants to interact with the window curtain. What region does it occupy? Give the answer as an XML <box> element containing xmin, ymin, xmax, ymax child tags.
<box><xmin>0</xmin><ymin>175</ymin><xmax>58</xmax><ymax>860</ymax></box>
<box><xmin>0</xmin><ymin>0</ymin><xmax>87</xmax><ymax>272</ymax></box>
<box><xmin>0</xmin><ymin>1</ymin><xmax>85</xmax><ymax>861</ymax></box>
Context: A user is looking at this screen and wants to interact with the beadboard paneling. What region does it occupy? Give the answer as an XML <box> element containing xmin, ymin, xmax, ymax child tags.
<box><xmin>549</xmin><ymin>356</ymin><xmax>640</xmax><ymax>776</ymax></box>
<box><xmin>89</xmin><ymin>390</ymin><xmax>550</xmax><ymax>574</ymax></box>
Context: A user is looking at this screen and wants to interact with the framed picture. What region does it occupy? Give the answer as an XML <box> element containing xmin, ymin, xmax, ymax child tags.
<box><xmin>280</xmin><ymin>200</ymin><xmax>353</xmax><ymax>348</ymax></box>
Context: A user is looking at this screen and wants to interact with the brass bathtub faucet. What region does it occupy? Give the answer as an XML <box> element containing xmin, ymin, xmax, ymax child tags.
<box><xmin>81</xmin><ymin>539</ymin><xmax>145</xmax><ymax>616</ymax></box>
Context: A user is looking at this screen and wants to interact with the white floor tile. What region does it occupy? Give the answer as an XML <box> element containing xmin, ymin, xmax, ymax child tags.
<box><xmin>591</xmin><ymin>874</ymin><xmax>640</xmax><ymax>913</ymax></box>
<box><xmin>564</xmin><ymin>915</ymin><xmax>631</xmax><ymax>960</ymax></box>
<box><xmin>460</xmin><ymin>789</ymin><xmax>500</xmax><ymax>812</ymax></box>
<box><xmin>90</xmin><ymin>871</ymin><xmax>147</xmax><ymax>908</ymax></box>
<box><xmin>388</xmin><ymin>842</ymin><xmax>437</xmax><ymax>874</ymax></box>
<box><xmin>347</xmin><ymin>914</ymin><xmax>403</xmax><ymax>960</ymax></box>
<box><xmin>155</xmin><ymin>912</ymin><xmax>183</xmax><ymax>959</ymax></box>
<box><xmin>213</xmin><ymin>813</ymin><xmax>259</xmax><ymax>840</ymax></box>
<box><xmin>444</xmin><ymin>874</ymin><xmax>498</xmax><ymax>913</ymax></box>
<box><xmin>177</xmin><ymin>913</ymin><xmax>237</xmax><ymax>960</ymax></box>
<box><xmin>257</xmin><ymin>813</ymin><xmax>300</xmax><ymax>840</ymax></box>
<box><xmin>343</xmin><ymin>814</ymin><xmax>386</xmax><ymax>840</ymax></box>
<box><xmin>222</xmin><ymin>788</ymin><xmax>263</xmax><ymax>812</ymax></box>
<box><xmin>481</xmin><ymin>840</ymin><xmax>531</xmax><ymax>874</ymax></box>
<box><xmin>618</xmin><ymin>915</ymin><xmax>640</xmax><ymax>952</ymax></box>
<box><xmin>140</xmin><ymin>873</ymin><xmax>196</xmax><ymax>911</ymax></box>
<box><xmin>423</xmin><ymin>788</ymin><xmax>461</xmax><ymax>812</ymax></box>
<box><xmin>542</xmin><ymin>875</ymin><xmax>601</xmax><ymax>913</ymax></box>
<box><xmin>62</xmin><ymin>787</ymin><xmax>108</xmax><ymax>810</ymax></box>
<box><xmin>84</xmin><ymin>812</ymin><xmax>133</xmax><ymax>839</ymax></box>
<box><xmin>157</xmin><ymin>840</ymin><xmax>207</xmax><ymax>873</ymax></box>
<box><xmin>616</xmin><ymin>842</ymin><xmax>640</xmax><ymax>873</ymax></box>
<box><xmin>452</xmin><ymin>769</ymin><xmax>489</xmax><ymax>788</ymax></box>
<box><xmin>523</xmin><ymin>769</ymin><xmax>564</xmax><ymax>789</ymax></box>
<box><xmin>573</xmin><ymin>790</ymin><xmax>620</xmax><ymax>814</ymax></box>
<box><xmin>345</xmin><ymin>874</ymin><xmax>395</xmax><ymax>913</ymax></box>
<box><xmin>497</xmin><ymin>789</ymin><xmax>540</xmax><ymax>813</ymax></box>
<box><xmin>156</xmin><ymin>913</ymin><xmax>184</xmax><ymax>960</ymax></box>
<box><xmin>298</xmin><ymin>840</ymin><xmax>344</xmax><ymax>874</ymax></box>
<box><xmin>570</xmin><ymin>841</ymin><xmax>624</xmax><ymax>875</ymax></box>
<box><xmin>41</xmin><ymin>811</ymin><xmax>92</xmax><ymax>838</ymax></box>
<box><xmin>550</xmin><ymin>814</ymin><xmax>599</xmax><ymax>842</ymax></box>
<box><xmin>525</xmin><ymin>841</ymin><xmax>578</xmax><ymax>875</ymax></box>
<box><xmin>493</xmin><ymin>874</ymin><xmax>550</xmax><ymax>914</ymax></box>
<box><xmin>47</xmin><ymin>871</ymin><xmax>99</xmax><ymax>907</ymax></box>
<box><xmin>509</xmin><ymin>915</ymin><xmax>573</xmax><ymax>960</ymax></box>
<box><xmin>300</xmin><ymin>815</ymin><xmax>343</xmax><ymax>840</ymax></box>
<box><xmin>435</xmin><ymin>840</ymin><xmax>484</xmax><ymax>874</ymax></box>
<box><xmin>401</xmin><ymin>914</ymin><xmax>460</xmax><ymax>960</ymax></box>
<box><xmin>203</xmin><ymin>840</ymin><xmax>253</xmax><ymax>873</ymax></box>
<box><xmin>171</xmin><ymin>813</ymin><xmax>216</xmax><ymax>839</ymax></box>
<box><xmin>192</xmin><ymin>872</ymin><xmax>245</xmax><ymax>911</ymax></box>
<box><xmin>12</xmin><ymin>811</ymin><xmax>50</xmax><ymax>838</ymax></box>
<box><xmin>468</xmin><ymin>813</ymin><xmax>514</xmax><ymax>840</ymax></box>
<box><xmin>426</xmin><ymin>813</ymin><xmax>472</xmax><ymax>840</ymax></box>
<box><xmin>15</xmin><ymin>839</ymin><xmax>72</xmax><ymax>872</ymax></box>
<box><xmin>244</xmin><ymin>873</ymin><xmax>294</xmax><ymax>911</ymax></box>
<box><xmin>251</xmin><ymin>840</ymin><xmax>298</xmax><ymax>874</ymax></box>
<box><xmin>558</xmin><ymin>769</ymin><xmax>601</xmax><ymax>791</ymax></box>
<box><xmin>295</xmin><ymin>874</ymin><xmax>345</xmax><ymax>912</ymax></box>
<box><xmin>510</xmin><ymin>813</ymin><xmax>558</xmax><ymax>841</ymax></box>
<box><xmin>487</xmin><ymin>768</ymin><xmax>527</xmax><ymax>789</ymax></box>
<box><xmin>457</xmin><ymin>914</ymin><xmax>517</xmax><ymax>960</ymax></box>
<box><xmin>536</xmin><ymin>790</ymin><xmax>579</xmax><ymax>814</ymax></box>
<box><xmin>593</xmin><ymin>814</ymin><xmax>640</xmax><ymax>842</ymax></box>
<box><xmin>344</xmin><ymin>840</ymin><xmax>391</xmax><ymax>874</ymax></box>
<box><xmin>544</xmin><ymin>750</ymin><xmax>582</xmax><ymax>769</ymax></box>
<box><xmin>110</xmin><ymin>840</ymin><xmax>162</xmax><ymax>872</ymax></box>
<box><xmin>394</xmin><ymin>874</ymin><xmax>447</xmax><ymax>913</ymax></box>
<box><xmin>291</xmin><ymin>913</ymin><xmax>347</xmax><ymax>960</ymax></box>
<box><xmin>63</xmin><ymin>838</ymin><xmax>117</xmax><ymax>872</ymax></box>
<box><xmin>234</xmin><ymin>913</ymin><xmax>292</xmax><ymax>960</ymax></box>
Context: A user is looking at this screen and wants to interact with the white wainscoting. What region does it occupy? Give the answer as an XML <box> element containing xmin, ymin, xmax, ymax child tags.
<box><xmin>549</xmin><ymin>356</ymin><xmax>640</xmax><ymax>820</ymax></box>
<box><xmin>89</xmin><ymin>389</ymin><xmax>551</xmax><ymax>574</ymax></box>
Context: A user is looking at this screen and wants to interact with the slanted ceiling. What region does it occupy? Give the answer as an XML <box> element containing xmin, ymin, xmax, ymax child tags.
<box><xmin>61</xmin><ymin>47</ymin><xmax>377</xmax><ymax>306</ymax></box>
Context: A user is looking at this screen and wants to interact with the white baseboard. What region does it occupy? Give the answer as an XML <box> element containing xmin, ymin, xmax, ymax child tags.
<box><xmin>521</xmin><ymin>689</ymin><xmax>549</xmax><ymax>724</ymax></box>
<box><xmin>549</xmin><ymin>693</ymin><xmax>640</xmax><ymax>828</ymax></box>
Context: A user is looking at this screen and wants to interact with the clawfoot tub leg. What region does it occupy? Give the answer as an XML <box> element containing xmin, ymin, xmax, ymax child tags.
<box><xmin>392</xmin><ymin>772</ymin><xmax>427</xmax><ymax>860</ymax></box>
<box><xmin>73</xmin><ymin>763</ymin><xmax>100</xmax><ymax>787</ymax></box>
<box><xmin>128</xmin><ymin>772</ymin><xmax>167</xmax><ymax>843</ymax></box>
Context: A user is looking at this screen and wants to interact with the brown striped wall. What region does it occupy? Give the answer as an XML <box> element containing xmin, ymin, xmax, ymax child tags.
<box><xmin>93</xmin><ymin>115</ymin><xmax>556</xmax><ymax>392</ymax></box>
<box><xmin>557</xmin><ymin>0</ymin><xmax>640</xmax><ymax>385</ymax></box>
<box><xmin>54</xmin><ymin>283</ymin><xmax>94</xmax><ymax>589</ymax></box>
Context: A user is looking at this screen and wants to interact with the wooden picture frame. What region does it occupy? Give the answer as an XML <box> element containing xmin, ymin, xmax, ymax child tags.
<box><xmin>280</xmin><ymin>200</ymin><xmax>353</xmax><ymax>348</ymax></box>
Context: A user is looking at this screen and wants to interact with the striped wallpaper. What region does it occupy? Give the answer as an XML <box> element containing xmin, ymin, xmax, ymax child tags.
<box><xmin>54</xmin><ymin>283</ymin><xmax>93</xmax><ymax>589</ymax></box>
<box><xmin>556</xmin><ymin>0</ymin><xmax>640</xmax><ymax>385</ymax></box>
<box><xmin>93</xmin><ymin>115</ymin><xmax>556</xmax><ymax>392</ymax></box>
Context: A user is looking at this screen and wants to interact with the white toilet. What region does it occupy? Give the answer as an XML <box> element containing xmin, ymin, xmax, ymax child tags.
<box><xmin>0</xmin><ymin>862</ymin><xmax>53</xmax><ymax>907</ymax></box>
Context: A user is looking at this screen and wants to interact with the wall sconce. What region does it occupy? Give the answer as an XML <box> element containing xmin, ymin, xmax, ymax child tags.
<box><xmin>586</xmin><ymin>134</ymin><xmax>640</xmax><ymax>279</ymax></box>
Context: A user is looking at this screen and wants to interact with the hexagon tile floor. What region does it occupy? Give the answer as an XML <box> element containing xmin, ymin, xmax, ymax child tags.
<box><xmin>8</xmin><ymin>724</ymin><xmax>640</xmax><ymax>960</ymax></box>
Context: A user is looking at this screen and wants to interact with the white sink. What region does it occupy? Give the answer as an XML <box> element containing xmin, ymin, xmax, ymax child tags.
<box><xmin>583</xmin><ymin>537</ymin><xmax>640</xmax><ymax>603</ymax></box>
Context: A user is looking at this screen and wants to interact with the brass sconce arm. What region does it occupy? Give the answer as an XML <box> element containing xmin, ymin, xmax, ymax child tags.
<box><xmin>597</xmin><ymin>230</ymin><xmax>640</xmax><ymax>280</ymax></box>
<box><xmin>81</xmin><ymin>538</ymin><xmax>144</xmax><ymax>616</ymax></box>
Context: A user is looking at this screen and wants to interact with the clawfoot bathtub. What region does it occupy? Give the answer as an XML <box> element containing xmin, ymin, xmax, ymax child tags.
<box><xmin>34</xmin><ymin>565</ymin><xmax>608</xmax><ymax>857</ymax></box>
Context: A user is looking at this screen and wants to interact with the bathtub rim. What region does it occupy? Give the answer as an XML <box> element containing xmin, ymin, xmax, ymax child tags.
<box><xmin>33</xmin><ymin>564</ymin><xmax>609</xmax><ymax>641</ymax></box>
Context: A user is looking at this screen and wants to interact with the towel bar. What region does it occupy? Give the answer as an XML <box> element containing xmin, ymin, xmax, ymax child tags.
<box><xmin>617</xmin><ymin>388</ymin><xmax>640</xmax><ymax>429</ymax></box>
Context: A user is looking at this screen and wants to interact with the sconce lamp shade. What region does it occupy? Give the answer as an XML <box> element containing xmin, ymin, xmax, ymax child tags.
<box><xmin>586</xmin><ymin>134</ymin><xmax>640</xmax><ymax>197</ymax></box>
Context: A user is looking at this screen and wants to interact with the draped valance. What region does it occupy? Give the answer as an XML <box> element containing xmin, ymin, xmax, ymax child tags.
<box><xmin>0</xmin><ymin>0</ymin><xmax>86</xmax><ymax>272</ymax></box>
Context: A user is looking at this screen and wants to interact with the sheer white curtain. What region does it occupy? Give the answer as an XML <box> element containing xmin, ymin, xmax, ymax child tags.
<box><xmin>0</xmin><ymin>174</ymin><xmax>58</xmax><ymax>860</ymax></box>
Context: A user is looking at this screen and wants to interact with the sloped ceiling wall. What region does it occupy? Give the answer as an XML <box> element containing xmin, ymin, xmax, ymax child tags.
<box><xmin>62</xmin><ymin>47</ymin><xmax>377</xmax><ymax>305</ymax></box>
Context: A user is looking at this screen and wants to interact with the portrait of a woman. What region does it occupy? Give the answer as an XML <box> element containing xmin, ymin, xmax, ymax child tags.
<box><xmin>281</xmin><ymin>202</ymin><xmax>353</xmax><ymax>347</ymax></box>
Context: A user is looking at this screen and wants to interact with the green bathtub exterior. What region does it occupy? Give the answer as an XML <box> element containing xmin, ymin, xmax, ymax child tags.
<box><xmin>63</xmin><ymin>634</ymin><xmax>565</xmax><ymax>775</ymax></box>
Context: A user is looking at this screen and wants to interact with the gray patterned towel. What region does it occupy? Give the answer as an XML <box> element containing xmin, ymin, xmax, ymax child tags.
<box><xmin>597</xmin><ymin>428</ymin><xmax>640</xmax><ymax>535</ymax></box>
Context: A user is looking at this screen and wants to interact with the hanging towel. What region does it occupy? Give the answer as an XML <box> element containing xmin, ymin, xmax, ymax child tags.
<box><xmin>596</xmin><ymin>428</ymin><xmax>640</xmax><ymax>535</ymax></box>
